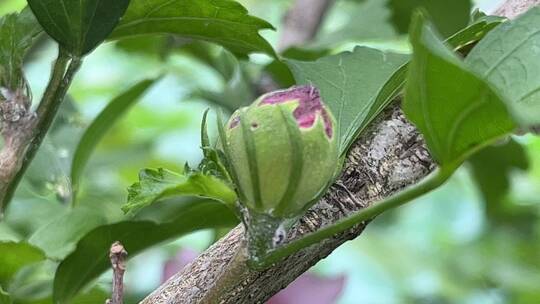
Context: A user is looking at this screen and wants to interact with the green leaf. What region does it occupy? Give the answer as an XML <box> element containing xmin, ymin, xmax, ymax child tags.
<box><xmin>28</xmin><ymin>206</ymin><xmax>108</xmax><ymax>259</ymax></box>
<box><xmin>271</xmin><ymin>18</ymin><xmax>498</xmax><ymax>149</ymax></box>
<box><xmin>110</xmin><ymin>0</ymin><xmax>276</xmax><ymax>57</ymax></box>
<box><xmin>0</xmin><ymin>242</ymin><xmax>45</xmax><ymax>285</ymax></box>
<box><xmin>199</xmin><ymin>109</ymin><xmax>232</xmax><ymax>182</ymax></box>
<box><xmin>8</xmin><ymin>260</ymin><xmax>108</xmax><ymax>304</ymax></box>
<box><xmin>0</xmin><ymin>7</ymin><xmax>41</xmax><ymax>89</ymax></box>
<box><xmin>469</xmin><ymin>139</ymin><xmax>529</xmax><ymax>217</ymax></box>
<box><xmin>465</xmin><ymin>7</ymin><xmax>540</xmax><ymax>127</ymax></box>
<box><xmin>27</xmin><ymin>0</ymin><xmax>130</xmax><ymax>55</ymax></box>
<box><xmin>470</xmin><ymin>9</ymin><xmax>506</xmax><ymax>25</ymax></box>
<box><xmin>53</xmin><ymin>200</ymin><xmax>237</xmax><ymax>304</ymax></box>
<box><xmin>403</xmin><ymin>13</ymin><xmax>515</xmax><ymax>168</ymax></box>
<box><xmin>446</xmin><ymin>15</ymin><xmax>505</xmax><ymax>52</ymax></box>
<box><xmin>0</xmin><ymin>287</ymin><xmax>11</xmax><ymax>304</ymax></box>
<box><xmin>8</xmin><ymin>261</ymin><xmax>55</xmax><ymax>304</ymax></box>
<box><xmin>4</xmin><ymin>200</ymin><xmax>65</xmax><ymax>239</ymax></box>
<box><xmin>70</xmin><ymin>79</ymin><xmax>156</xmax><ymax>199</ymax></box>
<box><xmin>265</xmin><ymin>48</ymin><xmax>330</xmax><ymax>88</ymax></box>
<box><xmin>122</xmin><ymin>168</ymin><xmax>237</xmax><ymax>215</ymax></box>
<box><xmin>71</xmin><ymin>288</ymin><xmax>108</xmax><ymax>304</ymax></box>
<box><xmin>287</xmin><ymin>46</ymin><xmax>409</xmax><ymax>154</ymax></box>
<box><xmin>0</xmin><ymin>223</ymin><xmax>21</xmax><ymax>243</ymax></box>
<box><xmin>388</xmin><ymin>0</ymin><xmax>472</xmax><ymax>37</ymax></box>
<box><xmin>283</xmin><ymin>10</ymin><xmax>502</xmax><ymax>156</ymax></box>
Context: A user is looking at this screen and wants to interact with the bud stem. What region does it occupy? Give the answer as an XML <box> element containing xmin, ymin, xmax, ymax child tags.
<box><xmin>245</xmin><ymin>211</ymin><xmax>286</xmax><ymax>263</ymax></box>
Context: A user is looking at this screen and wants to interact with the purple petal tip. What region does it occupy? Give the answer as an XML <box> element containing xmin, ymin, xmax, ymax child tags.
<box><xmin>261</xmin><ymin>86</ymin><xmax>333</xmax><ymax>138</ymax></box>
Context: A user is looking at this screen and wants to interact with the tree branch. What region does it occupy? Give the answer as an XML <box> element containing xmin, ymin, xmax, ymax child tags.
<box><xmin>0</xmin><ymin>48</ymin><xmax>82</xmax><ymax>214</ymax></box>
<box><xmin>140</xmin><ymin>0</ymin><xmax>537</xmax><ymax>303</ymax></box>
<box><xmin>494</xmin><ymin>0</ymin><xmax>540</xmax><ymax>19</ymax></box>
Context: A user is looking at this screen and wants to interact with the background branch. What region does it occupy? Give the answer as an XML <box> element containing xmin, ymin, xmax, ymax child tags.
<box><xmin>277</xmin><ymin>0</ymin><xmax>335</xmax><ymax>52</ymax></box>
<box><xmin>141</xmin><ymin>0</ymin><xmax>538</xmax><ymax>303</ymax></box>
<box><xmin>494</xmin><ymin>0</ymin><xmax>540</xmax><ymax>18</ymax></box>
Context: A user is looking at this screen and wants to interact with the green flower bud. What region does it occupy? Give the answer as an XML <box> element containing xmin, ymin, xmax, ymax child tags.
<box><xmin>223</xmin><ymin>85</ymin><xmax>338</xmax><ymax>219</ymax></box>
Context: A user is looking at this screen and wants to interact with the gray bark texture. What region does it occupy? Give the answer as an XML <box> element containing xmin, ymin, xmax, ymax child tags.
<box><xmin>495</xmin><ymin>0</ymin><xmax>540</xmax><ymax>18</ymax></box>
<box><xmin>140</xmin><ymin>0</ymin><xmax>538</xmax><ymax>303</ymax></box>
<box><xmin>0</xmin><ymin>89</ymin><xmax>36</xmax><ymax>212</ymax></box>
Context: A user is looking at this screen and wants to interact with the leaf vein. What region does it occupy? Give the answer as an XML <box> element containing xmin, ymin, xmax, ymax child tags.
<box><xmin>484</xmin><ymin>29</ymin><xmax>540</xmax><ymax>77</ymax></box>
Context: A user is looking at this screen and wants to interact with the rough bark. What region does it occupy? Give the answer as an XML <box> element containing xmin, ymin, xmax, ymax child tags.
<box><xmin>140</xmin><ymin>0</ymin><xmax>537</xmax><ymax>303</ymax></box>
<box><xmin>0</xmin><ymin>89</ymin><xmax>37</xmax><ymax>214</ymax></box>
<box><xmin>494</xmin><ymin>0</ymin><xmax>540</xmax><ymax>19</ymax></box>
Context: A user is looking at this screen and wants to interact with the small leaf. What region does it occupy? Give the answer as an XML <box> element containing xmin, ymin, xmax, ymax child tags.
<box><xmin>110</xmin><ymin>0</ymin><xmax>276</xmax><ymax>57</ymax></box>
<box><xmin>71</xmin><ymin>79</ymin><xmax>157</xmax><ymax>199</ymax></box>
<box><xmin>0</xmin><ymin>7</ymin><xmax>41</xmax><ymax>90</ymax></box>
<box><xmin>199</xmin><ymin>110</ymin><xmax>231</xmax><ymax>181</ymax></box>
<box><xmin>403</xmin><ymin>13</ymin><xmax>515</xmax><ymax>168</ymax></box>
<box><xmin>470</xmin><ymin>9</ymin><xmax>506</xmax><ymax>25</ymax></box>
<box><xmin>0</xmin><ymin>287</ymin><xmax>11</xmax><ymax>304</ymax></box>
<box><xmin>388</xmin><ymin>0</ymin><xmax>472</xmax><ymax>37</ymax></box>
<box><xmin>287</xmin><ymin>46</ymin><xmax>409</xmax><ymax>154</ymax></box>
<box><xmin>27</xmin><ymin>0</ymin><xmax>130</xmax><ymax>55</ymax></box>
<box><xmin>466</xmin><ymin>7</ymin><xmax>540</xmax><ymax>127</ymax></box>
<box><xmin>200</xmin><ymin>109</ymin><xmax>212</xmax><ymax>149</ymax></box>
<box><xmin>0</xmin><ymin>241</ymin><xmax>45</xmax><ymax>285</ymax></box>
<box><xmin>446</xmin><ymin>15</ymin><xmax>505</xmax><ymax>52</ymax></box>
<box><xmin>122</xmin><ymin>168</ymin><xmax>237</xmax><ymax>215</ymax></box>
<box><xmin>53</xmin><ymin>200</ymin><xmax>237</xmax><ymax>304</ymax></box>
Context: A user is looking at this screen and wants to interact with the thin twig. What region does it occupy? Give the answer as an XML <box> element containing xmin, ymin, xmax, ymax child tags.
<box><xmin>106</xmin><ymin>241</ymin><xmax>128</xmax><ymax>304</ymax></box>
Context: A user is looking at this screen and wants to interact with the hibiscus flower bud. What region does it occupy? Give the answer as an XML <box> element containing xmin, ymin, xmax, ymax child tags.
<box><xmin>223</xmin><ymin>85</ymin><xmax>338</xmax><ymax>219</ymax></box>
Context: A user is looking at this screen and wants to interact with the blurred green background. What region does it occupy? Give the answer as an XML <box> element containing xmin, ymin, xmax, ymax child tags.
<box><xmin>1</xmin><ymin>0</ymin><xmax>539</xmax><ymax>303</ymax></box>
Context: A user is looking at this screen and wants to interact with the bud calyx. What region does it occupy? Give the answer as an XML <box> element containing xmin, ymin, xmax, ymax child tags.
<box><xmin>222</xmin><ymin>85</ymin><xmax>338</xmax><ymax>219</ymax></box>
